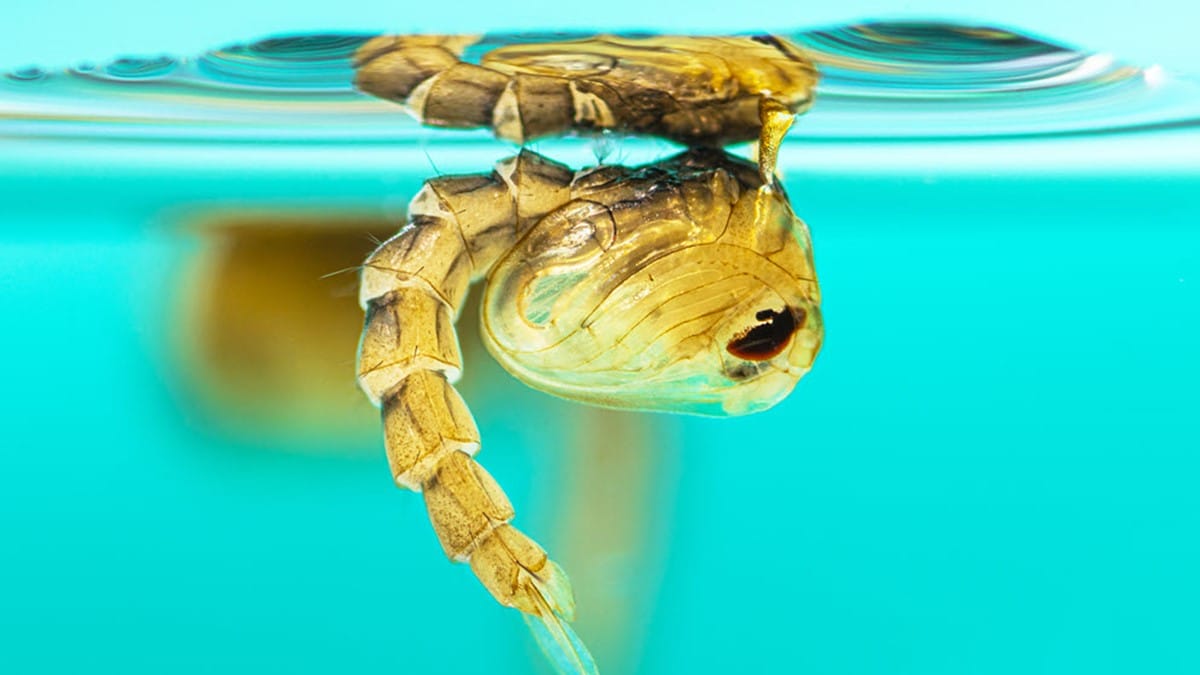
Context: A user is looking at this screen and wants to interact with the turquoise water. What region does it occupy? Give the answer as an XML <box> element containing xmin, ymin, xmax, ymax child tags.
<box><xmin>3</xmin><ymin>19</ymin><xmax>1199</xmax><ymax>675</ymax></box>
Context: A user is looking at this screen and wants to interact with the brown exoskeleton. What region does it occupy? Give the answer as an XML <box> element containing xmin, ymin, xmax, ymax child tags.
<box><xmin>353</xmin><ymin>35</ymin><xmax>822</xmax><ymax>674</ymax></box>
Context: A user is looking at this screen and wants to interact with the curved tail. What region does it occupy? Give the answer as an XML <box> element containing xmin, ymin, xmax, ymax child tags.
<box><xmin>356</xmin><ymin>152</ymin><xmax>596</xmax><ymax>673</ymax></box>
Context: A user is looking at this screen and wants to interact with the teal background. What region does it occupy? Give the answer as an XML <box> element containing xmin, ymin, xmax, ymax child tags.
<box><xmin>2</xmin><ymin>5</ymin><xmax>1199</xmax><ymax>675</ymax></box>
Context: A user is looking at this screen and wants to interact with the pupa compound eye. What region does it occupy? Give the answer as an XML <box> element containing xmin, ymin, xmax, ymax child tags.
<box><xmin>726</xmin><ymin>307</ymin><xmax>806</xmax><ymax>361</ymax></box>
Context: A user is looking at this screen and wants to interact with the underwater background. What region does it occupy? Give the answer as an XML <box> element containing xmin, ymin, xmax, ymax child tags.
<box><xmin>2</xmin><ymin>2</ymin><xmax>1198</xmax><ymax>674</ymax></box>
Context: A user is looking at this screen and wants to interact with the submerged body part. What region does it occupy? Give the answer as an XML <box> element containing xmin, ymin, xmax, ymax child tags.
<box><xmin>356</xmin><ymin>148</ymin><xmax>821</xmax><ymax>672</ymax></box>
<box><xmin>353</xmin><ymin>34</ymin><xmax>817</xmax><ymax>177</ymax></box>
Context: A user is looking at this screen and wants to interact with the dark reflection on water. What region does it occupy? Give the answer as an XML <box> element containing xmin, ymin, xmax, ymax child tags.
<box><xmin>175</xmin><ymin>215</ymin><xmax>393</xmax><ymax>444</ymax></box>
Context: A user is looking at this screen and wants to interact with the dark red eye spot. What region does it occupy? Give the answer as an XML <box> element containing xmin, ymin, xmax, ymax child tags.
<box><xmin>726</xmin><ymin>307</ymin><xmax>804</xmax><ymax>361</ymax></box>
